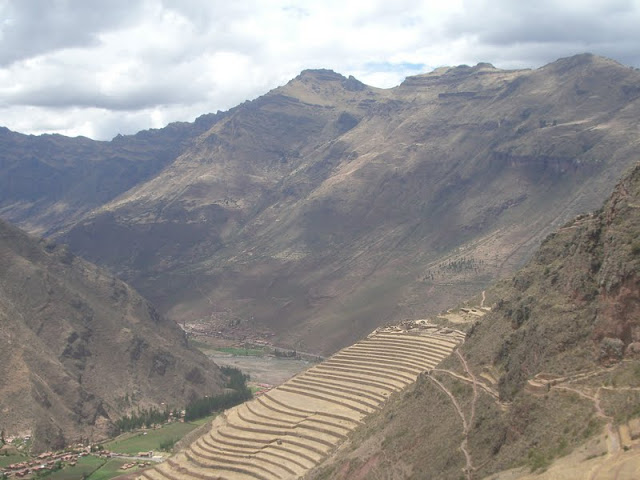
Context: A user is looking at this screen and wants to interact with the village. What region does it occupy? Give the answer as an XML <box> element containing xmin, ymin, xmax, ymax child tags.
<box><xmin>0</xmin><ymin>443</ymin><xmax>156</xmax><ymax>479</ymax></box>
<box><xmin>0</xmin><ymin>320</ymin><xmax>317</xmax><ymax>480</ymax></box>
<box><xmin>2</xmin><ymin>444</ymin><xmax>96</xmax><ymax>478</ymax></box>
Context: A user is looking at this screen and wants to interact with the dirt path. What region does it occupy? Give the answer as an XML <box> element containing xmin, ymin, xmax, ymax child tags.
<box><xmin>428</xmin><ymin>351</ymin><xmax>483</xmax><ymax>480</ymax></box>
<box><xmin>457</xmin><ymin>351</ymin><xmax>478</xmax><ymax>480</ymax></box>
<box><xmin>428</xmin><ymin>374</ymin><xmax>474</xmax><ymax>479</ymax></box>
<box><xmin>431</xmin><ymin>368</ymin><xmax>501</xmax><ymax>401</ymax></box>
<box><xmin>553</xmin><ymin>384</ymin><xmax>619</xmax><ymax>455</ymax></box>
<box><xmin>457</xmin><ymin>351</ymin><xmax>478</xmax><ymax>439</ymax></box>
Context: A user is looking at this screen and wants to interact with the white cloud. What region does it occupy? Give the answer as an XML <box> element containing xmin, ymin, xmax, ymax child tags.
<box><xmin>0</xmin><ymin>0</ymin><xmax>639</xmax><ymax>140</ymax></box>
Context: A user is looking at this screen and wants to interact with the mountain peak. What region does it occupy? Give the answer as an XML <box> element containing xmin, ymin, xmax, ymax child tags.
<box><xmin>399</xmin><ymin>61</ymin><xmax>505</xmax><ymax>88</ymax></box>
<box><xmin>294</xmin><ymin>69</ymin><xmax>366</xmax><ymax>90</ymax></box>
<box><xmin>297</xmin><ymin>68</ymin><xmax>346</xmax><ymax>82</ymax></box>
<box><xmin>541</xmin><ymin>52</ymin><xmax>626</xmax><ymax>74</ymax></box>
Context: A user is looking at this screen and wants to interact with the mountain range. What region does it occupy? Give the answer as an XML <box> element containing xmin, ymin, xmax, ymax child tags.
<box><xmin>4</xmin><ymin>53</ymin><xmax>636</xmax><ymax>354</ymax></box>
<box><xmin>1</xmin><ymin>52</ymin><xmax>639</xmax><ymax>468</ymax></box>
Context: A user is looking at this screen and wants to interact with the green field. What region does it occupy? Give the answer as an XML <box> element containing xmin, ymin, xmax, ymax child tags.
<box><xmin>104</xmin><ymin>417</ymin><xmax>214</xmax><ymax>455</ymax></box>
<box><xmin>47</xmin><ymin>456</ymin><xmax>106</xmax><ymax>480</ymax></box>
<box><xmin>0</xmin><ymin>454</ymin><xmax>28</xmax><ymax>468</ymax></box>
<box><xmin>43</xmin><ymin>456</ymin><xmax>148</xmax><ymax>480</ymax></box>
<box><xmin>0</xmin><ymin>417</ymin><xmax>216</xmax><ymax>480</ymax></box>
<box><xmin>191</xmin><ymin>341</ymin><xmax>266</xmax><ymax>357</ymax></box>
<box><xmin>214</xmin><ymin>346</ymin><xmax>265</xmax><ymax>356</ymax></box>
<box><xmin>88</xmin><ymin>458</ymin><xmax>145</xmax><ymax>480</ymax></box>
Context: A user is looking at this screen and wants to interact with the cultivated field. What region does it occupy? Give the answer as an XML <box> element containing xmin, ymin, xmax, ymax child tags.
<box><xmin>137</xmin><ymin>322</ymin><xmax>464</xmax><ymax>479</ymax></box>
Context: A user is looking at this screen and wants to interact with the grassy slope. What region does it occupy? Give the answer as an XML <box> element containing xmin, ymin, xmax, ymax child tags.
<box><xmin>0</xmin><ymin>455</ymin><xmax>28</xmax><ymax>468</ymax></box>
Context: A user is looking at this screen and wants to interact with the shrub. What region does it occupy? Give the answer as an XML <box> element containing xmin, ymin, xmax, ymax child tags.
<box><xmin>159</xmin><ymin>438</ymin><xmax>177</xmax><ymax>452</ymax></box>
<box><xmin>527</xmin><ymin>448</ymin><xmax>552</xmax><ymax>472</ymax></box>
<box><xmin>184</xmin><ymin>367</ymin><xmax>252</xmax><ymax>421</ymax></box>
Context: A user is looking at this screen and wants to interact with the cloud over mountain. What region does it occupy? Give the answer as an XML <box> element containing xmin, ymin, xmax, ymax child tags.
<box><xmin>1</xmin><ymin>0</ymin><xmax>639</xmax><ymax>139</ymax></box>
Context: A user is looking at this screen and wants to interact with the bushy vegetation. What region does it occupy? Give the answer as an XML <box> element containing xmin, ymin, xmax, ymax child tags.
<box><xmin>527</xmin><ymin>448</ymin><xmax>553</xmax><ymax>472</ymax></box>
<box><xmin>184</xmin><ymin>366</ymin><xmax>252</xmax><ymax>421</ymax></box>
<box><xmin>222</xmin><ymin>366</ymin><xmax>251</xmax><ymax>391</ymax></box>
<box><xmin>273</xmin><ymin>349</ymin><xmax>299</xmax><ymax>358</ymax></box>
<box><xmin>422</xmin><ymin>256</ymin><xmax>486</xmax><ymax>281</ymax></box>
<box><xmin>159</xmin><ymin>437</ymin><xmax>177</xmax><ymax>452</ymax></box>
<box><xmin>113</xmin><ymin>367</ymin><xmax>250</xmax><ymax>432</ymax></box>
<box><xmin>113</xmin><ymin>407</ymin><xmax>174</xmax><ymax>434</ymax></box>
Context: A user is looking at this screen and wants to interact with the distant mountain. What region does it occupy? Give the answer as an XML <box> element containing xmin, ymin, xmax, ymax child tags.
<box><xmin>308</xmin><ymin>162</ymin><xmax>640</xmax><ymax>479</ymax></box>
<box><xmin>47</xmin><ymin>54</ymin><xmax>639</xmax><ymax>355</ymax></box>
<box><xmin>0</xmin><ymin>219</ymin><xmax>223</xmax><ymax>452</ymax></box>
<box><xmin>0</xmin><ymin>113</ymin><xmax>219</xmax><ymax>236</ymax></box>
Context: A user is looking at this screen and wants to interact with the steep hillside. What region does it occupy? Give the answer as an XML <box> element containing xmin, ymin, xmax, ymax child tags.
<box><xmin>0</xmin><ymin>113</ymin><xmax>218</xmax><ymax>236</ymax></box>
<box><xmin>307</xmin><ymin>162</ymin><xmax>640</xmax><ymax>479</ymax></box>
<box><xmin>0</xmin><ymin>220</ymin><xmax>224</xmax><ymax>452</ymax></box>
<box><xmin>57</xmin><ymin>54</ymin><xmax>640</xmax><ymax>354</ymax></box>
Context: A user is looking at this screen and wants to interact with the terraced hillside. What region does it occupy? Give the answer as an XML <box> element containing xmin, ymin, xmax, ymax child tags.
<box><xmin>139</xmin><ymin>323</ymin><xmax>464</xmax><ymax>480</ymax></box>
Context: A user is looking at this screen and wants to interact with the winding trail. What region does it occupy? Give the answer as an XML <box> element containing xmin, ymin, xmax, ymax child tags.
<box><xmin>552</xmin><ymin>385</ymin><xmax>618</xmax><ymax>454</ymax></box>
<box><xmin>430</xmin><ymin>369</ymin><xmax>500</xmax><ymax>401</ymax></box>
<box><xmin>427</xmin><ymin>351</ymin><xmax>481</xmax><ymax>480</ymax></box>
<box><xmin>427</xmin><ymin>374</ymin><xmax>473</xmax><ymax>480</ymax></box>
<box><xmin>457</xmin><ymin>351</ymin><xmax>478</xmax><ymax>480</ymax></box>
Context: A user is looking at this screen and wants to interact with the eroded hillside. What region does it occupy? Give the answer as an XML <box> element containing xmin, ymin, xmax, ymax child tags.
<box><xmin>0</xmin><ymin>220</ymin><xmax>224</xmax><ymax>452</ymax></box>
<box><xmin>307</xmin><ymin>162</ymin><xmax>640</xmax><ymax>479</ymax></box>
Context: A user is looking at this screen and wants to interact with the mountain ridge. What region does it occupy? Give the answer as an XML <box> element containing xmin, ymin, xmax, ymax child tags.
<box><xmin>0</xmin><ymin>112</ymin><xmax>221</xmax><ymax>236</ymax></box>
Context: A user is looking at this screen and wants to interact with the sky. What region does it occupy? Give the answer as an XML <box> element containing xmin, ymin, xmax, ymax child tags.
<box><xmin>1</xmin><ymin>0</ymin><xmax>639</xmax><ymax>140</ymax></box>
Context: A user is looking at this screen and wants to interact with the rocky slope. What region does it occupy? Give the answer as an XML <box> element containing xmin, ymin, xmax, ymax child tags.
<box><xmin>307</xmin><ymin>162</ymin><xmax>640</xmax><ymax>479</ymax></box>
<box><xmin>0</xmin><ymin>219</ymin><xmax>224</xmax><ymax>452</ymax></box>
<box><xmin>52</xmin><ymin>54</ymin><xmax>640</xmax><ymax>355</ymax></box>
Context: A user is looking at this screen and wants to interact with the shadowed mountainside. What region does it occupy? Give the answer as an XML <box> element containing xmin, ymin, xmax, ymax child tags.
<box><xmin>53</xmin><ymin>54</ymin><xmax>640</xmax><ymax>355</ymax></box>
<box><xmin>308</xmin><ymin>162</ymin><xmax>640</xmax><ymax>479</ymax></box>
<box><xmin>0</xmin><ymin>219</ymin><xmax>224</xmax><ymax>452</ymax></box>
